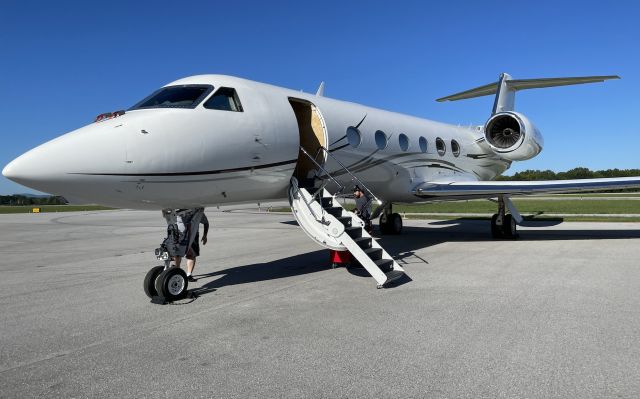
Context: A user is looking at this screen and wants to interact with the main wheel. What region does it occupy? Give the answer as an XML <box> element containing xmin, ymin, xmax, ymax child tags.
<box><xmin>155</xmin><ymin>267</ymin><xmax>189</xmax><ymax>301</ymax></box>
<box><xmin>490</xmin><ymin>214</ymin><xmax>502</xmax><ymax>238</ymax></box>
<box><xmin>390</xmin><ymin>213</ymin><xmax>403</xmax><ymax>235</ymax></box>
<box><xmin>143</xmin><ymin>266</ymin><xmax>165</xmax><ymax>298</ymax></box>
<box><xmin>502</xmin><ymin>214</ymin><xmax>517</xmax><ymax>239</ymax></box>
<box><xmin>379</xmin><ymin>214</ymin><xmax>391</xmax><ymax>235</ymax></box>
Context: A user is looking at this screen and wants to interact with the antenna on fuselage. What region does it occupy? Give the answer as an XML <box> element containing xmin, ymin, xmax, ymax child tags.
<box><xmin>315</xmin><ymin>81</ymin><xmax>325</xmax><ymax>97</ymax></box>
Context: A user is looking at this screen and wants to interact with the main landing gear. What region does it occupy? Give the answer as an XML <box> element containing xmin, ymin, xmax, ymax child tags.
<box><xmin>490</xmin><ymin>196</ymin><xmax>518</xmax><ymax>239</ymax></box>
<box><xmin>379</xmin><ymin>203</ymin><xmax>402</xmax><ymax>235</ymax></box>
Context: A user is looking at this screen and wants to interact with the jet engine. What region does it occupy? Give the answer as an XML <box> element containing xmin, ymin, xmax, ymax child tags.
<box><xmin>483</xmin><ymin>111</ymin><xmax>544</xmax><ymax>161</ymax></box>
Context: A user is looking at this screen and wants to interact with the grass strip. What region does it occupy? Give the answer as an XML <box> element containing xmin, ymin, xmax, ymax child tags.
<box><xmin>0</xmin><ymin>205</ymin><xmax>114</xmax><ymax>214</ymax></box>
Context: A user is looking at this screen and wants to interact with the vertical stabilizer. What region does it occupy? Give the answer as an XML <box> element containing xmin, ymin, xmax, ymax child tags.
<box><xmin>492</xmin><ymin>73</ymin><xmax>515</xmax><ymax>114</ymax></box>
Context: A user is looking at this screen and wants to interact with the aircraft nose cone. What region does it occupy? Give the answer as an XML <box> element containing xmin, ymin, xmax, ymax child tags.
<box><xmin>2</xmin><ymin>161</ymin><xmax>15</xmax><ymax>180</ymax></box>
<box><xmin>3</xmin><ymin>153</ymin><xmax>35</xmax><ymax>184</ymax></box>
<box><xmin>2</xmin><ymin>146</ymin><xmax>56</xmax><ymax>192</ymax></box>
<box><xmin>3</xmin><ymin>123</ymin><xmax>126</xmax><ymax>196</ymax></box>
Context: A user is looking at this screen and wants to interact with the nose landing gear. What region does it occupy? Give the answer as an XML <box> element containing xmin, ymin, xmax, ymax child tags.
<box><xmin>143</xmin><ymin>208</ymin><xmax>204</xmax><ymax>304</ymax></box>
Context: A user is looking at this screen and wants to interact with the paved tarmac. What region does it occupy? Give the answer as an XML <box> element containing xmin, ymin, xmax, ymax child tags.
<box><xmin>1</xmin><ymin>209</ymin><xmax>639</xmax><ymax>398</ymax></box>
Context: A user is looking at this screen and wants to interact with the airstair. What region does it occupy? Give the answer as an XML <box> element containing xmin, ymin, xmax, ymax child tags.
<box><xmin>288</xmin><ymin>147</ymin><xmax>406</xmax><ymax>288</ymax></box>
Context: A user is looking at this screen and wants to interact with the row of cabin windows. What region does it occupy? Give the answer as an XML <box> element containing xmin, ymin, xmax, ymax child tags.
<box><xmin>129</xmin><ymin>84</ymin><xmax>243</xmax><ymax>112</ymax></box>
<box><xmin>347</xmin><ymin>127</ymin><xmax>460</xmax><ymax>157</ymax></box>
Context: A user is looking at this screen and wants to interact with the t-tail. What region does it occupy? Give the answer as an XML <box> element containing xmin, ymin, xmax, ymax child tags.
<box><xmin>436</xmin><ymin>73</ymin><xmax>620</xmax><ymax>161</ymax></box>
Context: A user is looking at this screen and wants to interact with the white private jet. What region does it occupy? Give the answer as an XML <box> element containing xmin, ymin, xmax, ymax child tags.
<box><xmin>4</xmin><ymin>73</ymin><xmax>640</xmax><ymax>299</ymax></box>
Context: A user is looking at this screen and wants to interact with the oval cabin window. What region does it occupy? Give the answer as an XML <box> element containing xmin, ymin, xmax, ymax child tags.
<box><xmin>436</xmin><ymin>137</ymin><xmax>446</xmax><ymax>156</ymax></box>
<box><xmin>375</xmin><ymin>130</ymin><xmax>388</xmax><ymax>150</ymax></box>
<box><xmin>451</xmin><ymin>139</ymin><xmax>460</xmax><ymax>157</ymax></box>
<box><xmin>346</xmin><ymin>126</ymin><xmax>362</xmax><ymax>148</ymax></box>
<box><xmin>419</xmin><ymin>136</ymin><xmax>428</xmax><ymax>153</ymax></box>
<box><xmin>399</xmin><ymin>134</ymin><xmax>410</xmax><ymax>151</ymax></box>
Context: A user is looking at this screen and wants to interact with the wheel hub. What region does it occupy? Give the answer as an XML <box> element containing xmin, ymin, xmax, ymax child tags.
<box><xmin>167</xmin><ymin>274</ymin><xmax>185</xmax><ymax>296</ymax></box>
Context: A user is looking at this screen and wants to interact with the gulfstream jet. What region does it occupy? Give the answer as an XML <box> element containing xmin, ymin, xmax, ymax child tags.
<box><xmin>4</xmin><ymin>73</ymin><xmax>640</xmax><ymax>295</ymax></box>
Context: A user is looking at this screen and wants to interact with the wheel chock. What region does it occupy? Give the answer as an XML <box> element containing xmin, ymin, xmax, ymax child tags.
<box><xmin>150</xmin><ymin>295</ymin><xmax>168</xmax><ymax>305</ymax></box>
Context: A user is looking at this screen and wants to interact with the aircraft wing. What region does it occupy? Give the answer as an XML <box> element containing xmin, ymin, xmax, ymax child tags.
<box><xmin>413</xmin><ymin>177</ymin><xmax>640</xmax><ymax>200</ymax></box>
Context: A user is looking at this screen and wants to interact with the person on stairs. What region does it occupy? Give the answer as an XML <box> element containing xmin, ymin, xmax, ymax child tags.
<box><xmin>353</xmin><ymin>186</ymin><xmax>372</xmax><ymax>234</ymax></box>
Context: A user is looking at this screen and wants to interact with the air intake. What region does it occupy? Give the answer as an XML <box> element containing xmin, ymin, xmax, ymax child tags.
<box><xmin>486</xmin><ymin>114</ymin><xmax>522</xmax><ymax>149</ymax></box>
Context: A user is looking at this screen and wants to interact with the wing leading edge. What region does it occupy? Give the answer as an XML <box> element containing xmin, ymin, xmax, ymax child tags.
<box><xmin>413</xmin><ymin>177</ymin><xmax>640</xmax><ymax>200</ymax></box>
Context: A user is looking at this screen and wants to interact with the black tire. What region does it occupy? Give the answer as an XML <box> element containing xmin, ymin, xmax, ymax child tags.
<box><xmin>379</xmin><ymin>214</ymin><xmax>390</xmax><ymax>235</ymax></box>
<box><xmin>390</xmin><ymin>213</ymin><xmax>403</xmax><ymax>235</ymax></box>
<box><xmin>143</xmin><ymin>266</ymin><xmax>165</xmax><ymax>298</ymax></box>
<box><xmin>502</xmin><ymin>214</ymin><xmax>517</xmax><ymax>239</ymax></box>
<box><xmin>155</xmin><ymin>268</ymin><xmax>189</xmax><ymax>301</ymax></box>
<box><xmin>490</xmin><ymin>214</ymin><xmax>502</xmax><ymax>238</ymax></box>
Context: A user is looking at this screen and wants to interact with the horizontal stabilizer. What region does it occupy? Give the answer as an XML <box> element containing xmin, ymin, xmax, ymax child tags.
<box><xmin>436</xmin><ymin>75</ymin><xmax>620</xmax><ymax>102</ymax></box>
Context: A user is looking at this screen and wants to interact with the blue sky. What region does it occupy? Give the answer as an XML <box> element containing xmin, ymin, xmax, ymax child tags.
<box><xmin>1</xmin><ymin>0</ymin><xmax>639</xmax><ymax>194</ymax></box>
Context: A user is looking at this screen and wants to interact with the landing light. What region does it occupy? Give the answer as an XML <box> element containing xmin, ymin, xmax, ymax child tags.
<box><xmin>94</xmin><ymin>110</ymin><xmax>125</xmax><ymax>123</ymax></box>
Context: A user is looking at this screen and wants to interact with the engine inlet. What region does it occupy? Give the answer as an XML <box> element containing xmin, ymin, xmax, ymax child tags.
<box><xmin>486</xmin><ymin>115</ymin><xmax>522</xmax><ymax>149</ymax></box>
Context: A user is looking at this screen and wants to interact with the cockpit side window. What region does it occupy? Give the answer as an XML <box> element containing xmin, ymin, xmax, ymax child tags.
<box><xmin>204</xmin><ymin>87</ymin><xmax>244</xmax><ymax>112</ymax></box>
<box><xmin>129</xmin><ymin>85</ymin><xmax>213</xmax><ymax>110</ymax></box>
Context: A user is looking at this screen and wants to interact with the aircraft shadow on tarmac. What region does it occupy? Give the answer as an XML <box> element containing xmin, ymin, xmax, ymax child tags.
<box><xmin>376</xmin><ymin>218</ymin><xmax>640</xmax><ymax>257</ymax></box>
<box><xmin>191</xmin><ymin>248</ymin><xmax>412</xmax><ymax>298</ymax></box>
<box><xmin>192</xmin><ymin>249</ymin><xmax>332</xmax><ymax>297</ymax></box>
<box><xmin>190</xmin><ymin>218</ymin><xmax>639</xmax><ymax>298</ymax></box>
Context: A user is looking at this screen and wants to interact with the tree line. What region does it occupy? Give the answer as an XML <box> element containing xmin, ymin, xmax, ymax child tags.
<box><xmin>496</xmin><ymin>167</ymin><xmax>640</xmax><ymax>181</ymax></box>
<box><xmin>0</xmin><ymin>195</ymin><xmax>67</xmax><ymax>206</ymax></box>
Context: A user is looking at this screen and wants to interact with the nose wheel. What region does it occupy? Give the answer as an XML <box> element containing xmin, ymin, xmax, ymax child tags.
<box><xmin>155</xmin><ymin>267</ymin><xmax>189</xmax><ymax>301</ymax></box>
<box><xmin>144</xmin><ymin>257</ymin><xmax>190</xmax><ymax>303</ymax></box>
<box><xmin>143</xmin><ymin>266</ymin><xmax>165</xmax><ymax>298</ymax></box>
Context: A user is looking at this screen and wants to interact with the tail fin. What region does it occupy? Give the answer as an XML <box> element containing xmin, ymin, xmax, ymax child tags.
<box><xmin>436</xmin><ymin>73</ymin><xmax>620</xmax><ymax>114</ymax></box>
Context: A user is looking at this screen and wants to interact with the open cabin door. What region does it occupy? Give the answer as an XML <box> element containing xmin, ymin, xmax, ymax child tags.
<box><xmin>288</xmin><ymin>98</ymin><xmax>328</xmax><ymax>181</ymax></box>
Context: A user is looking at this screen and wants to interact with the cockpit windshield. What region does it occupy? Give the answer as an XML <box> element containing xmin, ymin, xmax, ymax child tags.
<box><xmin>129</xmin><ymin>84</ymin><xmax>213</xmax><ymax>110</ymax></box>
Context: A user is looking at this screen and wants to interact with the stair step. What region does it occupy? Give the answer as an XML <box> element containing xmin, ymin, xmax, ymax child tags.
<box><xmin>374</xmin><ymin>258</ymin><xmax>394</xmax><ymax>272</ymax></box>
<box><xmin>320</xmin><ymin>197</ymin><xmax>333</xmax><ymax>208</ymax></box>
<box><xmin>337</xmin><ymin>216</ymin><xmax>352</xmax><ymax>227</ymax></box>
<box><xmin>384</xmin><ymin>270</ymin><xmax>405</xmax><ymax>285</ymax></box>
<box><xmin>364</xmin><ymin>247</ymin><xmax>382</xmax><ymax>260</ymax></box>
<box><xmin>345</xmin><ymin>226</ymin><xmax>362</xmax><ymax>239</ymax></box>
<box><xmin>325</xmin><ymin>207</ymin><xmax>343</xmax><ymax>217</ymax></box>
<box><xmin>354</xmin><ymin>237</ymin><xmax>372</xmax><ymax>249</ymax></box>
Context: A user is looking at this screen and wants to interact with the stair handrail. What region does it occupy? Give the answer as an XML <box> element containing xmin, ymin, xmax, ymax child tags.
<box><xmin>290</xmin><ymin>176</ymin><xmax>330</xmax><ymax>226</ymax></box>
<box><xmin>313</xmin><ymin>146</ymin><xmax>382</xmax><ymax>205</ymax></box>
<box><xmin>298</xmin><ymin>146</ymin><xmax>346</xmax><ymax>196</ymax></box>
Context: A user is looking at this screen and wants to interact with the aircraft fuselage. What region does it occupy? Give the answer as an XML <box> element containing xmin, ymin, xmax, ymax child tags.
<box><xmin>3</xmin><ymin>75</ymin><xmax>509</xmax><ymax>208</ymax></box>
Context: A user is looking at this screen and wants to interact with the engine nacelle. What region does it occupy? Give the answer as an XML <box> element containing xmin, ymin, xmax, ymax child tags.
<box><xmin>483</xmin><ymin>111</ymin><xmax>544</xmax><ymax>161</ymax></box>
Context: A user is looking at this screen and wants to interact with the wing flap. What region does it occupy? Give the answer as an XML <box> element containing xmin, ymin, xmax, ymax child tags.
<box><xmin>414</xmin><ymin>177</ymin><xmax>640</xmax><ymax>198</ymax></box>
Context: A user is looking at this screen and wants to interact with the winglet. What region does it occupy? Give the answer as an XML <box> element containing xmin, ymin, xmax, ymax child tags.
<box><xmin>315</xmin><ymin>81</ymin><xmax>325</xmax><ymax>97</ymax></box>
